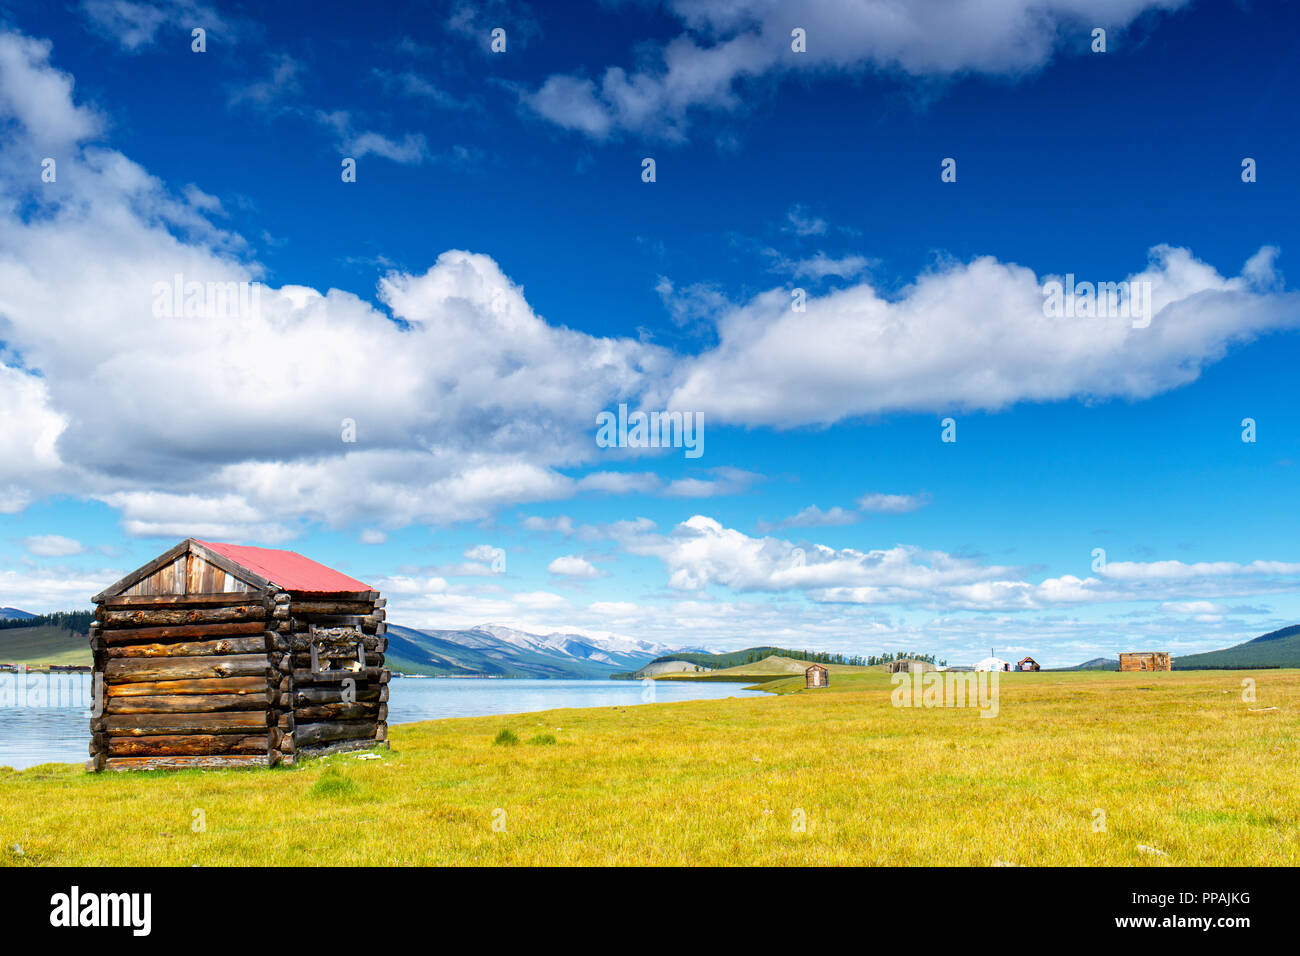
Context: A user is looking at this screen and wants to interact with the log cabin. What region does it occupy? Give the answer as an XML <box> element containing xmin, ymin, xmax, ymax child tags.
<box><xmin>87</xmin><ymin>538</ymin><xmax>388</xmax><ymax>771</ymax></box>
<box><xmin>805</xmin><ymin>663</ymin><xmax>829</xmax><ymax>688</ymax></box>
<box><xmin>1119</xmin><ymin>651</ymin><xmax>1172</xmax><ymax>672</ymax></box>
<box><xmin>885</xmin><ymin>659</ymin><xmax>936</xmax><ymax>674</ymax></box>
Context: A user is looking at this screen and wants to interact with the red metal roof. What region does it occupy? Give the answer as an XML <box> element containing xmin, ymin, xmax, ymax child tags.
<box><xmin>197</xmin><ymin>540</ymin><xmax>372</xmax><ymax>593</ymax></box>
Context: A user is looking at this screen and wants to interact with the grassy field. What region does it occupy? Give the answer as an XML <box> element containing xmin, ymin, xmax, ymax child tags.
<box><xmin>1</xmin><ymin>668</ymin><xmax>1297</xmax><ymax>866</ymax></box>
<box><xmin>0</xmin><ymin>627</ymin><xmax>90</xmax><ymax>668</ymax></box>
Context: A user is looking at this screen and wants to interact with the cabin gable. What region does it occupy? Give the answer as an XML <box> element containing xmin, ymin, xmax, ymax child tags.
<box><xmin>93</xmin><ymin>539</ymin><xmax>269</xmax><ymax>602</ymax></box>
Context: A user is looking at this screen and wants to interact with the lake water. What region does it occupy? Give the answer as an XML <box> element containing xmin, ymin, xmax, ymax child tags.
<box><xmin>0</xmin><ymin>673</ymin><xmax>765</xmax><ymax>770</ymax></box>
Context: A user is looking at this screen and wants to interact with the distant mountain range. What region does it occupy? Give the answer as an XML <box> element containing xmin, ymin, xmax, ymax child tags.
<box><xmin>1069</xmin><ymin>657</ymin><xmax>1119</xmax><ymax>671</ymax></box>
<box><xmin>385</xmin><ymin>623</ymin><xmax>701</xmax><ymax>679</ymax></box>
<box><xmin>0</xmin><ymin>607</ymin><xmax>35</xmax><ymax>620</ymax></box>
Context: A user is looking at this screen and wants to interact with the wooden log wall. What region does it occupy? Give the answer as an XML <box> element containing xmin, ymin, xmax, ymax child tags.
<box><xmin>278</xmin><ymin>592</ymin><xmax>389</xmax><ymax>764</ymax></box>
<box><xmin>89</xmin><ymin>592</ymin><xmax>279</xmax><ymax>771</ymax></box>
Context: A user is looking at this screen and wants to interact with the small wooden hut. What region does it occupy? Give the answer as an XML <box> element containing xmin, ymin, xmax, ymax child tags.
<box><xmin>1119</xmin><ymin>651</ymin><xmax>1171</xmax><ymax>672</ymax></box>
<box><xmin>88</xmin><ymin>538</ymin><xmax>388</xmax><ymax>771</ymax></box>
<box><xmin>885</xmin><ymin>659</ymin><xmax>936</xmax><ymax>674</ymax></box>
<box><xmin>1016</xmin><ymin>657</ymin><xmax>1040</xmax><ymax>672</ymax></box>
<box><xmin>805</xmin><ymin>663</ymin><xmax>829</xmax><ymax>688</ymax></box>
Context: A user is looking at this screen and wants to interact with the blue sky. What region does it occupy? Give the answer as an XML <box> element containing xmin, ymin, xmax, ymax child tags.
<box><xmin>0</xmin><ymin>0</ymin><xmax>1297</xmax><ymax>665</ymax></box>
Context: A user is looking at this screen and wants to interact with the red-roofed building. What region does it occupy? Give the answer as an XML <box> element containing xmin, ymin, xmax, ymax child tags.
<box><xmin>89</xmin><ymin>538</ymin><xmax>387</xmax><ymax>772</ymax></box>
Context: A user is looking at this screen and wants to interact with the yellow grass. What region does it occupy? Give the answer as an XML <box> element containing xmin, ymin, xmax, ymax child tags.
<box><xmin>1</xmin><ymin>669</ymin><xmax>1297</xmax><ymax>865</ymax></box>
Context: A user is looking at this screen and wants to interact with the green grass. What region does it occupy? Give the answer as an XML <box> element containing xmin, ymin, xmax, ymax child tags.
<box><xmin>1</xmin><ymin>669</ymin><xmax>1297</xmax><ymax>865</ymax></box>
<box><xmin>0</xmin><ymin>627</ymin><xmax>90</xmax><ymax>668</ymax></box>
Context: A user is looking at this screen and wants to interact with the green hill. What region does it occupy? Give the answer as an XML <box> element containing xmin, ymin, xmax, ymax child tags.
<box><xmin>658</xmin><ymin>654</ymin><xmax>879</xmax><ymax>682</ymax></box>
<box><xmin>1173</xmin><ymin>624</ymin><xmax>1300</xmax><ymax>669</ymax></box>
<box><xmin>623</xmin><ymin>645</ymin><xmax>938</xmax><ymax>678</ymax></box>
<box><xmin>0</xmin><ymin>626</ymin><xmax>91</xmax><ymax>667</ymax></box>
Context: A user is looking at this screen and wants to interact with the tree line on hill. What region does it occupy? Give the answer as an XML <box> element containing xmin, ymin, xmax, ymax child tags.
<box><xmin>0</xmin><ymin>610</ymin><xmax>94</xmax><ymax>634</ymax></box>
<box><xmin>653</xmin><ymin>646</ymin><xmax>946</xmax><ymax>669</ymax></box>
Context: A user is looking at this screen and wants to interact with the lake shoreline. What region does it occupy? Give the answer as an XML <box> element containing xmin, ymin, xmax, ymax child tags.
<box><xmin>0</xmin><ymin>676</ymin><xmax>766</xmax><ymax>771</ymax></box>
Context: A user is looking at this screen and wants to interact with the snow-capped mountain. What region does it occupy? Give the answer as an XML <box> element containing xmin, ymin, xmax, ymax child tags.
<box><xmin>474</xmin><ymin>624</ymin><xmax>681</xmax><ymax>665</ymax></box>
<box><xmin>384</xmin><ymin>622</ymin><xmax>703</xmax><ymax>679</ymax></box>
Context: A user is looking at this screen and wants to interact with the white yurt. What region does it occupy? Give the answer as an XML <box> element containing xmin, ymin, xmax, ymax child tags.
<box><xmin>974</xmin><ymin>656</ymin><xmax>1011</xmax><ymax>672</ymax></box>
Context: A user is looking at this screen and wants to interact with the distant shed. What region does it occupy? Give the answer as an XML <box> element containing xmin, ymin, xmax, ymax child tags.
<box><xmin>88</xmin><ymin>538</ymin><xmax>388</xmax><ymax>771</ymax></box>
<box><xmin>885</xmin><ymin>659</ymin><xmax>937</xmax><ymax>674</ymax></box>
<box><xmin>1017</xmin><ymin>657</ymin><xmax>1040</xmax><ymax>672</ymax></box>
<box><xmin>805</xmin><ymin>663</ymin><xmax>829</xmax><ymax>688</ymax></box>
<box><xmin>1119</xmin><ymin>651</ymin><xmax>1171</xmax><ymax>672</ymax></box>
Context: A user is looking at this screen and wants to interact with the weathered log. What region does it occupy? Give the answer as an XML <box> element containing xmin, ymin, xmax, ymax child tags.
<box><xmin>292</xmin><ymin>667</ymin><xmax>387</xmax><ymax>684</ymax></box>
<box><xmin>106</xmin><ymin>711</ymin><xmax>270</xmax><ymax>735</ymax></box>
<box><xmin>289</xmin><ymin>633</ymin><xmax>386</xmax><ymax>652</ymax></box>
<box><xmin>291</xmin><ymin>652</ymin><xmax>383</xmax><ymax>669</ymax></box>
<box><xmin>107</xmin><ymin>635</ymin><xmax>269</xmax><ymax>659</ymax></box>
<box><xmin>289</xmin><ymin>613</ymin><xmax>382</xmax><ymax>630</ymax></box>
<box><xmin>374</xmin><ymin>723</ymin><xmax>388</xmax><ymax>742</ymax></box>
<box><xmin>290</xmin><ymin>600</ymin><xmax>377</xmax><ymax>616</ymax></box>
<box><xmin>288</xmin><ymin>685</ymin><xmax>381</xmax><ymax>706</ymax></box>
<box><xmin>86</xmin><ymin>753</ymin><xmax>106</xmax><ymax>772</ymax></box>
<box><xmin>295</xmin><ymin>720</ymin><xmax>378</xmax><ymax>747</ymax></box>
<box><xmin>105</xmin><ymin>676</ymin><xmax>270</xmax><ymax>698</ymax></box>
<box><xmin>107</xmin><ymin>734</ymin><xmax>269</xmax><ymax>756</ymax></box>
<box><xmin>99</xmin><ymin>593</ymin><xmax>270</xmax><ymax>609</ymax></box>
<box><xmin>294</xmin><ymin>702</ymin><xmax>380</xmax><ymax>721</ymax></box>
<box><xmin>102</xmin><ymin>620</ymin><xmax>267</xmax><ymax>645</ymax></box>
<box><xmin>107</xmin><ymin>694</ymin><xmax>269</xmax><ymax>715</ymax></box>
<box><xmin>287</xmin><ymin>590</ymin><xmax>378</xmax><ymax>601</ymax></box>
<box><xmin>105</xmin><ymin>755</ymin><xmax>269</xmax><ymax>771</ymax></box>
<box><xmin>279</xmin><ymin>732</ymin><xmax>295</xmax><ymax>754</ymax></box>
<box><xmin>278</xmin><ymin>713</ymin><xmax>295</xmax><ymax>731</ymax></box>
<box><xmin>105</xmin><ymin>654</ymin><xmax>271</xmax><ymax>684</ymax></box>
<box><xmin>100</xmin><ymin>605</ymin><xmax>266</xmax><ymax>628</ymax></box>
